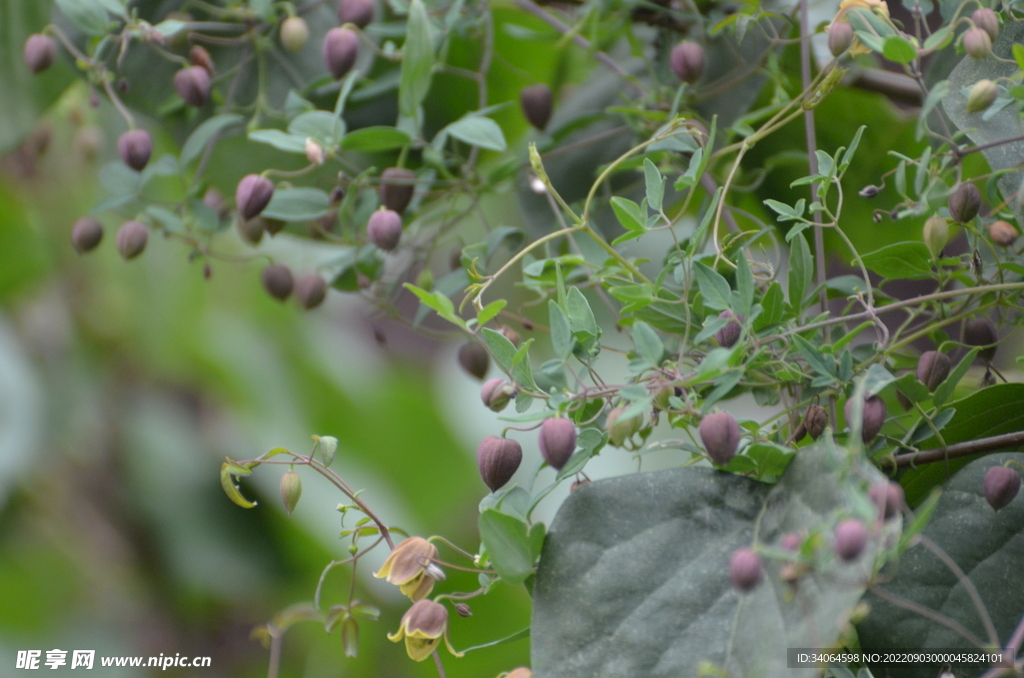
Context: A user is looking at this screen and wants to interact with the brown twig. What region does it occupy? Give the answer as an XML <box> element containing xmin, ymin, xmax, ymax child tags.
<box><xmin>888</xmin><ymin>430</ymin><xmax>1024</xmax><ymax>470</ymax></box>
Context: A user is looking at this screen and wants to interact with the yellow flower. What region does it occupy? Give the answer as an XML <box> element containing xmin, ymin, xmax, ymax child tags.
<box><xmin>374</xmin><ymin>537</ymin><xmax>441</xmax><ymax>601</ymax></box>
<box><xmin>387</xmin><ymin>599</ymin><xmax>464</xmax><ymax>662</ymax></box>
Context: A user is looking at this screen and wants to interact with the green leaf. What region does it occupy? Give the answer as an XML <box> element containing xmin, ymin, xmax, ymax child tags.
<box><xmin>632</xmin><ymin>321</ymin><xmax>665</xmax><ymax>367</ymax></box>
<box><xmin>482</xmin><ymin>328</ymin><xmax>536</xmax><ymax>390</ymax></box>
<box><xmin>398</xmin><ymin>0</ymin><xmax>434</xmax><ymax>123</ymax></box>
<box><xmin>444</xmin><ymin>116</ymin><xmax>507</xmax><ymax>151</ymax></box>
<box><xmin>548</xmin><ymin>301</ymin><xmax>573</xmax><ymax>360</ymax></box>
<box><xmin>565</xmin><ymin>288</ymin><xmax>598</xmax><ymax>336</ymax></box>
<box><xmin>1015</xmin><ymin>43</ymin><xmax>1024</xmax><ymax>71</ymax></box>
<box><xmin>248</xmin><ymin>129</ymin><xmax>309</xmax><ymax>154</ymax></box>
<box><xmin>533</xmin><ymin>443</ymin><xmax>889</xmax><ymax>678</ymax></box>
<box><xmin>788</xmin><ymin>232</ymin><xmax>812</xmax><ymax>312</ymax></box>
<box><xmin>793</xmin><ymin>334</ymin><xmax>836</xmax><ymax>381</ymax></box>
<box><xmin>643</xmin><ymin>158</ymin><xmax>665</xmax><ymax>213</ymax></box>
<box><xmin>479</xmin><ymin>509</ymin><xmax>533</xmax><ymax>585</ymax></box>
<box><xmin>858</xmin><ymin>453</ymin><xmax>1024</xmax><ymax>678</ymax></box>
<box><xmin>288</xmin><ymin>111</ymin><xmax>345</xmax><ymax>147</ymax></box>
<box><xmin>861</xmin><ymin>242</ymin><xmax>934</xmax><ymax>280</ymax></box>
<box><xmin>923</xmin><ymin>25</ymin><xmax>952</xmax><ymax>51</ymax></box>
<box><xmin>477</xmin><ymin>299</ymin><xmax>506</xmax><ymax>326</ymax></box>
<box><xmin>733</xmin><ymin>250</ymin><xmax>754</xmax><ymax>317</ymax></box>
<box><xmin>340</xmin><ymin>126</ymin><xmax>411</xmax><ymax>152</ymax></box>
<box><xmin>55</xmin><ymin>0</ymin><xmax>110</xmax><ymax>34</ymax></box>
<box><xmin>610</xmin><ymin>197</ymin><xmax>645</xmax><ymax>232</ymax></box>
<box><xmin>901</xmin><ymin>382</ymin><xmax>1024</xmax><ymax>506</ymax></box>
<box><xmin>931</xmin><ymin>347</ymin><xmax>979</xmax><ymax>408</ymax></box>
<box><xmin>693</xmin><ymin>261</ymin><xmax>732</xmax><ymax>311</ymax></box>
<box><xmin>220</xmin><ymin>462</ymin><xmax>257</xmax><ymax>509</ymax></box>
<box><xmin>882</xmin><ymin>35</ymin><xmax>917</xmax><ymax>64</ymax></box>
<box><xmin>180</xmin><ymin>114</ymin><xmax>244</xmax><ymax>166</ymax></box>
<box><xmin>402</xmin><ymin>283</ymin><xmax>465</xmax><ymax>328</ymax></box>
<box><xmin>261</xmin><ymin>187</ymin><xmax>331</xmax><ymax>221</ymax></box>
<box><xmin>754</xmin><ymin>282</ymin><xmax>786</xmax><ymax>331</ymax></box>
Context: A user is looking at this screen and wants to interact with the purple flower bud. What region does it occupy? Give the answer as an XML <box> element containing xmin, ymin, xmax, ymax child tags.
<box><xmin>295</xmin><ymin>274</ymin><xmax>328</xmax><ymax>310</ymax></box>
<box><xmin>458</xmin><ymin>342</ymin><xmax>489</xmax><ymax>381</ymax></box>
<box><xmin>236</xmin><ymin>174</ymin><xmax>275</xmax><ymax>220</ymax></box>
<box><xmin>869</xmin><ymin>481</ymin><xmax>904</xmax><ymax>520</ymax></box>
<box><xmin>116</xmin><ymin>220</ymin><xmax>148</xmax><ymax>260</ymax></box>
<box><xmin>780</xmin><ymin>533</ymin><xmax>802</xmax><ymax>551</ymax></box>
<box><xmin>834</xmin><ymin>519</ymin><xmax>867</xmax><ymax>561</ymax></box>
<box><xmin>367</xmin><ymin>209</ymin><xmax>403</xmax><ymax>252</ymax></box>
<box><xmin>538</xmin><ymin>418</ymin><xmax>577</xmax><ymax>471</ymax></box>
<box><xmin>477</xmin><ymin>436</ymin><xmax>522</xmax><ymax>492</ymax></box>
<box><xmin>174</xmin><ymin>66</ymin><xmax>212</xmax><ymax>107</ymax></box>
<box><xmin>966</xmin><ymin>79</ymin><xmax>998</xmax><ymax>113</ymax></box>
<box><xmin>323</xmin><ymin>27</ymin><xmax>359</xmax><ymax>80</ymax></box>
<box><xmin>714</xmin><ymin>310</ymin><xmax>744</xmax><ymax>348</ymax></box>
<box><xmin>963</xmin><ymin>28</ymin><xmax>991</xmax><ymax>59</ymax></box>
<box><xmin>844</xmin><ymin>394</ymin><xmax>887</xmax><ymax>443</ymax></box>
<box><xmin>24</xmin><ymin>34</ymin><xmax>57</xmax><ymax>74</ymax></box>
<box><xmin>338</xmin><ymin>0</ymin><xmax>375</xmax><ymax>28</ymax></box>
<box><xmin>917</xmin><ymin>351</ymin><xmax>951</xmax><ymax>391</ymax></box>
<box><xmin>699</xmin><ymin>411</ymin><xmax>741</xmax><ymax>466</ymax></box>
<box><xmin>971</xmin><ymin>8</ymin><xmax>999</xmax><ymax>41</ymax></box>
<box><xmin>803</xmin><ymin>404</ymin><xmax>828</xmax><ymax>440</ymax></box>
<box><xmin>261</xmin><ymin>264</ymin><xmax>294</xmax><ymax>301</ymax></box>
<box><xmin>964</xmin><ymin>318</ymin><xmax>998</xmax><ymax>363</ymax></box>
<box><xmin>379</xmin><ymin>167</ymin><xmax>416</xmax><ymax>213</ymax></box>
<box><xmin>520</xmin><ymin>84</ymin><xmax>553</xmax><ymax>131</ymax></box>
<box><xmin>948</xmin><ymin>183</ymin><xmax>981</xmax><ymax>224</ymax></box>
<box><xmin>670</xmin><ymin>41</ymin><xmax>705</xmax><ymax>84</ymax></box>
<box><xmin>984</xmin><ymin>465</ymin><xmax>1020</xmax><ymax>511</ymax></box>
<box><xmin>481</xmin><ymin>378</ymin><xmax>515</xmax><ymax>412</ymax></box>
<box><xmin>827</xmin><ymin>21</ymin><xmax>854</xmax><ymax>56</ymax></box>
<box><xmin>117</xmin><ymin>129</ymin><xmax>152</xmax><ymax>171</ymax></box>
<box><xmin>71</xmin><ymin>217</ymin><xmax>103</xmax><ymax>253</ymax></box>
<box><xmin>729</xmin><ymin>548</ymin><xmax>762</xmax><ymax>592</ymax></box>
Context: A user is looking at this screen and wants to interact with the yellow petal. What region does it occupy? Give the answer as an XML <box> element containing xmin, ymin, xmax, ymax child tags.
<box><xmin>399</xmin><ymin>573</ymin><xmax>436</xmax><ymax>601</ymax></box>
<box><xmin>405</xmin><ymin>636</ymin><xmax>441</xmax><ymax>662</ymax></box>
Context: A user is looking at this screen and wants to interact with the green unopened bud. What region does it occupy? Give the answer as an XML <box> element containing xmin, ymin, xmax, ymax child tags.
<box><xmin>923</xmin><ymin>215</ymin><xmax>949</xmax><ymax>258</ymax></box>
<box><xmin>316</xmin><ymin>435</ymin><xmax>338</xmax><ymax>466</ymax></box>
<box><xmin>606</xmin><ymin>407</ymin><xmax>642</xmax><ymax>447</ymax></box>
<box><xmin>966</xmin><ymin>79</ymin><xmax>998</xmax><ymax>113</ymax></box>
<box><xmin>280</xmin><ymin>470</ymin><xmax>302</xmax><ymax>515</ymax></box>
<box><xmin>963</xmin><ymin>28</ymin><xmax>991</xmax><ymax>59</ymax></box>
<box><xmin>280</xmin><ymin>16</ymin><xmax>310</xmax><ymax>52</ymax></box>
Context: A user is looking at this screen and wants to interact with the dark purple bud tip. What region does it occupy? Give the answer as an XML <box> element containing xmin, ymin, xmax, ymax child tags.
<box><xmin>948</xmin><ymin>183</ymin><xmax>981</xmax><ymax>224</ymax></box>
<box><xmin>699</xmin><ymin>411</ymin><xmax>740</xmax><ymax>466</ymax></box>
<box><xmin>964</xmin><ymin>318</ymin><xmax>998</xmax><ymax>363</ymax></box>
<box><xmin>379</xmin><ymin>167</ymin><xmax>416</xmax><ymax>214</ymax></box>
<box><xmin>844</xmin><ymin>394</ymin><xmax>887</xmax><ymax>443</ymax></box>
<box><xmin>338</xmin><ymin>0</ymin><xmax>375</xmax><ymax>28</ymax></box>
<box><xmin>458</xmin><ymin>342</ymin><xmax>489</xmax><ymax>381</ymax></box>
<box><xmin>520</xmin><ymin>84</ymin><xmax>553</xmax><ymax>131</ymax></box>
<box><xmin>174</xmin><ymin>66</ymin><xmax>212</xmax><ymax>107</ymax></box>
<box><xmin>983</xmin><ymin>465</ymin><xmax>1020</xmax><ymax>511</ymax></box>
<box><xmin>869</xmin><ymin>481</ymin><xmax>904</xmax><ymax>520</ymax></box>
<box><xmin>538</xmin><ymin>418</ymin><xmax>577</xmax><ymax>471</ymax></box>
<box><xmin>834</xmin><ymin>519</ymin><xmax>867</xmax><ymax>561</ymax></box>
<box><xmin>714</xmin><ymin>310</ymin><xmax>744</xmax><ymax>348</ymax></box>
<box><xmin>295</xmin><ymin>274</ymin><xmax>328</xmax><ymax>310</ymax></box>
<box><xmin>71</xmin><ymin>217</ymin><xmax>104</xmax><ymax>253</ymax></box>
<box><xmin>236</xmin><ymin>174</ymin><xmax>275</xmax><ymax>220</ymax></box>
<box><xmin>917</xmin><ymin>351</ymin><xmax>951</xmax><ymax>392</ymax></box>
<box><xmin>827</xmin><ymin>21</ymin><xmax>854</xmax><ymax>57</ymax></box>
<box><xmin>671</xmin><ymin>41</ymin><xmax>705</xmax><ymax>84</ymax></box>
<box><xmin>117</xmin><ymin>129</ymin><xmax>152</xmax><ymax>171</ymax></box>
<box><xmin>477</xmin><ymin>436</ymin><xmax>522</xmax><ymax>492</ymax></box>
<box><xmin>116</xmin><ymin>220</ymin><xmax>148</xmax><ymax>260</ymax></box>
<box><xmin>261</xmin><ymin>264</ymin><xmax>294</xmax><ymax>301</ymax></box>
<box><xmin>729</xmin><ymin>548</ymin><xmax>762</xmax><ymax>592</ymax></box>
<box><xmin>24</xmin><ymin>34</ymin><xmax>57</xmax><ymax>74</ymax></box>
<box><xmin>323</xmin><ymin>27</ymin><xmax>359</xmax><ymax>80</ymax></box>
<box><xmin>367</xmin><ymin>209</ymin><xmax>402</xmax><ymax>252</ymax></box>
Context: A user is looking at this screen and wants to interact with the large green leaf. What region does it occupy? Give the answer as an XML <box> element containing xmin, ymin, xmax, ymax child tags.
<box><xmin>532</xmin><ymin>443</ymin><xmax>889</xmax><ymax>678</ymax></box>
<box><xmin>397</xmin><ymin>0</ymin><xmax>434</xmax><ymax>123</ymax></box>
<box><xmin>942</xmin><ymin>22</ymin><xmax>1024</xmax><ymax>226</ymax></box>
<box><xmin>900</xmin><ymin>383</ymin><xmax>1024</xmax><ymax>506</ymax></box>
<box><xmin>858</xmin><ymin>453</ymin><xmax>1024</xmax><ymax>678</ymax></box>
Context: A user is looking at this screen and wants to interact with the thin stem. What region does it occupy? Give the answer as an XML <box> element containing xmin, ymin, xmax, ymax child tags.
<box><xmin>917</xmin><ymin>535</ymin><xmax>1000</xmax><ymax>649</ymax></box>
<box><xmin>799</xmin><ymin>0</ymin><xmax>827</xmax><ymax>312</ymax></box>
<box><xmin>889</xmin><ymin>430</ymin><xmax>1024</xmax><ymax>470</ymax></box>
<box><xmin>432</xmin><ymin>650</ymin><xmax>448</xmax><ymax>678</ymax></box>
<box><xmin>868</xmin><ymin>584</ymin><xmax>988</xmax><ymax>649</ymax></box>
<box><xmin>266</xmin><ymin>629</ymin><xmax>283</xmax><ymax>678</ymax></box>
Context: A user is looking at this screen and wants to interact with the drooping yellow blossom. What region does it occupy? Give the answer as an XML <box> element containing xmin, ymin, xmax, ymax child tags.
<box><xmin>387</xmin><ymin>599</ymin><xmax>464</xmax><ymax>662</ymax></box>
<box><xmin>374</xmin><ymin>537</ymin><xmax>441</xmax><ymax>601</ymax></box>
